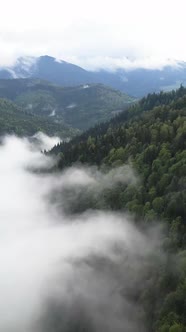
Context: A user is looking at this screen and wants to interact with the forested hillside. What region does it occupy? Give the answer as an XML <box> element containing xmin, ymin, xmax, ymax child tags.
<box><xmin>0</xmin><ymin>78</ymin><xmax>134</xmax><ymax>130</ymax></box>
<box><xmin>0</xmin><ymin>98</ymin><xmax>77</xmax><ymax>137</ymax></box>
<box><xmin>51</xmin><ymin>86</ymin><xmax>186</xmax><ymax>332</ymax></box>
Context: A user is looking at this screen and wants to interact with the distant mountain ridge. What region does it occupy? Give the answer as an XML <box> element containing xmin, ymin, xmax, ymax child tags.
<box><xmin>0</xmin><ymin>78</ymin><xmax>134</xmax><ymax>130</ymax></box>
<box><xmin>1</xmin><ymin>55</ymin><xmax>186</xmax><ymax>97</ymax></box>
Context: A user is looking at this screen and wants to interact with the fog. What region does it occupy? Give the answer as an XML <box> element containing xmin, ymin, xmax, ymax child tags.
<box><xmin>32</xmin><ymin>132</ymin><xmax>61</xmax><ymax>150</ymax></box>
<box><xmin>0</xmin><ymin>135</ymin><xmax>163</xmax><ymax>332</ymax></box>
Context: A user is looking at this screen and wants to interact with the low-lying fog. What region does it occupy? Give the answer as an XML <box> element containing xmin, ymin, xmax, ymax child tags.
<box><xmin>0</xmin><ymin>134</ymin><xmax>163</xmax><ymax>332</ymax></box>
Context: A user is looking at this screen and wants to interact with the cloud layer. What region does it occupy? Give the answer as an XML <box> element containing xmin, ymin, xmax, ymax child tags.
<box><xmin>1</xmin><ymin>0</ymin><xmax>186</xmax><ymax>69</ymax></box>
<box><xmin>0</xmin><ymin>135</ymin><xmax>163</xmax><ymax>332</ymax></box>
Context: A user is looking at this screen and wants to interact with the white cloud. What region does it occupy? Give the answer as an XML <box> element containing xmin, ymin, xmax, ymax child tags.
<box><xmin>1</xmin><ymin>0</ymin><xmax>186</xmax><ymax>68</ymax></box>
<box><xmin>64</xmin><ymin>55</ymin><xmax>181</xmax><ymax>71</ymax></box>
<box><xmin>32</xmin><ymin>132</ymin><xmax>61</xmax><ymax>150</ymax></box>
<box><xmin>0</xmin><ymin>135</ymin><xmax>163</xmax><ymax>331</ymax></box>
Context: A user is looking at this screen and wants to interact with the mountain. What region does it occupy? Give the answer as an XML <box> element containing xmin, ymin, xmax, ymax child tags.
<box><xmin>0</xmin><ymin>98</ymin><xmax>77</xmax><ymax>137</ymax></box>
<box><xmin>50</xmin><ymin>86</ymin><xmax>186</xmax><ymax>331</ymax></box>
<box><xmin>0</xmin><ymin>78</ymin><xmax>134</xmax><ymax>130</ymax></box>
<box><xmin>1</xmin><ymin>55</ymin><xmax>186</xmax><ymax>97</ymax></box>
<box><xmin>93</xmin><ymin>64</ymin><xmax>186</xmax><ymax>97</ymax></box>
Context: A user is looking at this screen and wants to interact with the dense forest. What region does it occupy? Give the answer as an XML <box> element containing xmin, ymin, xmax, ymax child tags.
<box><xmin>0</xmin><ymin>79</ymin><xmax>134</xmax><ymax>130</ymax></box>
<box><xmin>50</xmin><ymin>86</ymin><xmax>186</xmax><ymax>332</ymax></box>
<box><xmin>0</xmin><ymin>98</ymin><xmax>78</xmax><ymax>137</ymax></box>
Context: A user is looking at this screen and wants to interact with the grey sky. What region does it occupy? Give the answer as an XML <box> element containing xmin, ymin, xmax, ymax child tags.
<box><xmin>0</xmin><ymin>0</ymin><xmax>186</xmax><ymax>69</ymax></box>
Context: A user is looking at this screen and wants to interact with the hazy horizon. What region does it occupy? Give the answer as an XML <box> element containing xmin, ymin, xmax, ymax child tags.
<box><xmin>1</xmin><ymin>0</ymin><xmax>186</xmax><ymax>71</ymax></box>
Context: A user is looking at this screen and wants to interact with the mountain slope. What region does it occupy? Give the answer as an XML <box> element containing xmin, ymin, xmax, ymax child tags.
<box><xmin>1</xmin><ymin>55</ymin><xmax>186</xmax><ymax>97</ymax></box>
<box><xmin>0</xmin><ymin>98</ymin><xmax>77</xmax><ymax>137</ymax></box>
<box><xmin>50</xmin><ymin>86</ymin><xmax>186</xmax><ymax>331</ymax></box>
<box><xmin>0</xmin><ymin>78</ymin><xmax>134</xmax><ymax>130</ymax></box>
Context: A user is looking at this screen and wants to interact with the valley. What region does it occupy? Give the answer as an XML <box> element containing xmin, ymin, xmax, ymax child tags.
<box><xmin>0</xmin><ymin>57</ymin><xmax>185</xmax><ymax>332</ymax></box>
<box><xmin>0</xmin><ymin>78</ymin><xmax>134</xmax><ymax>131</ymax></box>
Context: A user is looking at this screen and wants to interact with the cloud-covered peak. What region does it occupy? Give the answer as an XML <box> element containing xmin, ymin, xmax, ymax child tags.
<box><xmin>65</xmin><ymin>55</ymin><xmax>182</xmax><ymax>72</ymax></box>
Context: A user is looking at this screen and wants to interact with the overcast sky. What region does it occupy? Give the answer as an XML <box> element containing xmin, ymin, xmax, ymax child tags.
<box><xmin>1</xmin><ymin>0</ymin><xmax>186</xmax><ymax>70</ymax></box>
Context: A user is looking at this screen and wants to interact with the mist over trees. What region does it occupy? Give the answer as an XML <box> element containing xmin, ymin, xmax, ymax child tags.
<box><xmin>0</xmin><ymin>136</ymin><xmax>166</xmax><ymax>332</ymax></box>
<box><xmin>0</xmin><ymin>85</ymin><xmax>185</xmax><ymax>332</ymax></box>
<box><xmin>50</xmin><ymin>86</ymin><xmax>186</xmax><ymax>332</ymax></box>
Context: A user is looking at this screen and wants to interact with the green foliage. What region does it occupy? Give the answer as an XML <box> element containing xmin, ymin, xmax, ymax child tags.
<box><xmin>0</xmin><ymin>79</ymin><xmax>135</xmax><ymax>130</ymax></box>
<box><xmin>0</xmin><ymin>98</ymin><xmax>78</xmax><ymax>138</ymax></box>
<box><xmin>50</xmin><ymin>87</ymin><xmax>186</xmax><ymax>331</ymax></box>
<box><xmin>169</xmin><ymin>323</ymin><xmax>185</xmax><ymax>332</ymax></box>
<box><xmin>52</xmin><ymin>87</ymin><xmax>186</xmax><ymax>228</ymax></box>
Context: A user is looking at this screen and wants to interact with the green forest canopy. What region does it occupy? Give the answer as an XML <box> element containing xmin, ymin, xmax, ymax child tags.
<box><xmin>0</xmin><ymin>79</ymin><xmax>135</xmax><ymax>130</ymax></box>
<box><xmin>0</xmin><ymin>98</ymin><xmax>78</xmax><ymax>137</ymax></box>
<box><xmin>51</xmin><ymin>86</ymin><xmax>186</xmax><ymax>332</ymax></box>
